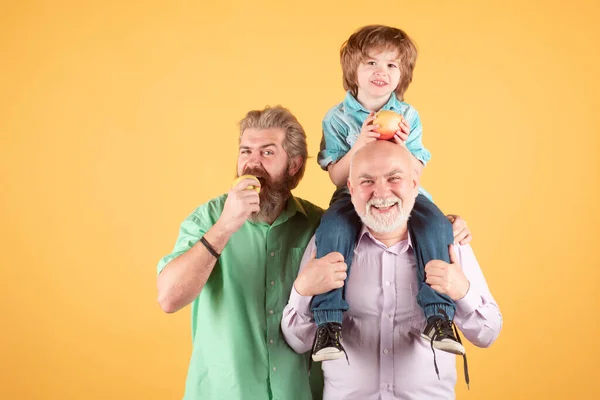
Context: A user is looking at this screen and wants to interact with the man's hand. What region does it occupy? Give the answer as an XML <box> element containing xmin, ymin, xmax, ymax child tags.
<box><xmin>425</xmin><ymin>244</ymin><xmax>470</xmax><ymax>301</ymax></box>
<box><xmin>353</xmin><ymin>112</ymin><xmax>380</xmax><ymax>149</ymax></box>
<box><xmin>294</xmin><ymin>250</ymin><xmax>347</xmax><ymax>297</ymax></box>
<box><xmin>446</xmin><ymin>214</ymin><xmax>472</xmax><ymax>245</ymax></box>
<box><xmin>217</xmin><ymin>178</ymin><xmax>261</xmax><ymax>234</ymax></box>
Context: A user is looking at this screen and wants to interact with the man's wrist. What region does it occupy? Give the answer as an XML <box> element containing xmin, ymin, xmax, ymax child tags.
<box><xmin>289</xmin><ymin>282</ymin><xmax>313</xmax><ymax>313</ymax></box>
<box><xmin>455</xmin><ymin>280</ymin><xmax>471</xmax><ymax>301</ymax></box>
<box><xmin>454</xmin><ymin>281</ymin><xmax>481</xmax><ymax>315</ymax></box>
<box><xmin>294</xmin><ymin>278</ymin><xmax>308</xmax><ymax>297</ymax></box>
<box><xmin>204</xmin><ymin>220</ymin><xmax>234</xmax><ymax>254</ymax></box>
<box><xmin>199</xmin><ymin>237</ymin><xmax>220</xmax><ymax>259</ymax></box>
<box><xmin>213</xmin><ymin>219</ymin><xmax>236</xmax><ymax>239</ymax></box>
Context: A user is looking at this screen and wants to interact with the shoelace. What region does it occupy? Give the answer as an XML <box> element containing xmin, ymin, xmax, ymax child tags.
<box><xmin>320</xmin><ymin>323</ymin><xmax>349</xmax><ymax>364</ymax></box>
<box><xmin>309</xmin><ymin>324</ymin><xmax>349</xmax><ymax>374</ymax></box>
<box><xmin>430</xmin><ymin>309</ymin><xmax>470</xmax><ymax>389</ymax></box>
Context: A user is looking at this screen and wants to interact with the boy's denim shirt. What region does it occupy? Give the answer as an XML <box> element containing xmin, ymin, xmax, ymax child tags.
<box><xmin>318</xmin><ymin>91</ymin><xmax>433</xmax><ymax>200</ymax></box>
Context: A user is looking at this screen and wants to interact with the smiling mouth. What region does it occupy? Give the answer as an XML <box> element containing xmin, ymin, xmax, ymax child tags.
<box><xmin>371</xmin><ymin>202</ymin><xmax>398</xmax><ymax>212</ymax></box>
<box><xmin>371</xmin><ymin>80</ymin><xmax>388</xmax><ymax>87</ymax></box>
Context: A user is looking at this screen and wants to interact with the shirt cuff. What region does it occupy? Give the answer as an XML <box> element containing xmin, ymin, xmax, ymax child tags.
<box><xmin>288</xmin><ymin>286</ymin><xmax>313</xmax><ymax>314</ymax></box>
<box><xmin>455</xmin><ymin>283</ymin><xmax>482</xmax><ymax>315</ymax></box>
<box><xmin>317</xmin><ymin>151</ymin><xmax>346</xmax><ymax>171</ymax></box>
<box><xmin>415</xmin><ymin>156</ymin><xmax>428</xmax><ymax>167</ymax></box>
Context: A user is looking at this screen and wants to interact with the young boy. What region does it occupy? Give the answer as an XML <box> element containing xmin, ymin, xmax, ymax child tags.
<box><xmin>312</xmin><ymin>25</ymin><xmax>469</xmax><ymax>366</ymax></box>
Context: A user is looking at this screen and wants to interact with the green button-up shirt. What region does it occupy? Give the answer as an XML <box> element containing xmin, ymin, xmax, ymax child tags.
<box><xmin>158</xmin><ymin>194</ymin><xmax>323</xmax><ymax>400</ymax></box>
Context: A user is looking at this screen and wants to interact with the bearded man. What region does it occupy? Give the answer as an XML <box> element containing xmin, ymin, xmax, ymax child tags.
<box><xmin>157</xmin><ymin>106</ymin><xmax>324</xmax><ymax>400</ymax></box>
<box><xmin>281</xmin><ymin>141</ymin><xmax>502</xmax><ymax>400</ymax></box>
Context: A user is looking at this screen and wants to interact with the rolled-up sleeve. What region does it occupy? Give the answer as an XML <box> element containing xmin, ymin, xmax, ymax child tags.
<box><xmin>453</xmin><ymin>244</ymin><xmax>503</xmax><ymax>348</ymax></box>
<box><xmin>281</xmin><ymin>236</ymin><xmax>319</xmax><ymax>354</ymax></box>
<box><xmin>156</xmin><ymin>212</ymin><xmax>208</xmax><ymax>275</ymax></box>
<box><xmin>317</xmin><ymin>112</ymin><xmax>351</xmax><ymax>170</ymax></box>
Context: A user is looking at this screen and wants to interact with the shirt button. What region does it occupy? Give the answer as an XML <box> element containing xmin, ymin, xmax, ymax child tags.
<box><xmin>269</xmin><ymin>310</ymin><xmax>274</xmax><ymax>315</ymax></box>
<box><xmin>269</xmin><ymin>339</ymin><xmax>274</xmax><ymax>344</ymax></box>
<box><xmin>270</xmin><ymin>252</ymin><xmax>275</xmax><ymax>257</ymax></box>
<box><xmin>383</xmin><ymin>348</ymin><xmax>389</xmax><ymax>355</ymax></box>
<box><xmin>385</xmin><ymin>281</ymin><xmax>391</xmax><ymax>286</ymax></box>
<box><xmin>272</xmin><ymin>367</ymin><xmax>277</xmax><ymax>372</ymax></box>
<box><xmin>388</xmin><ymin>314</ymin><xmax>393</xmax><ymax>320</ymax></box>
<box><xmin>270</xmin><ymin>281</ymin><xmax>275</xmax><ymax>286</ymax></box>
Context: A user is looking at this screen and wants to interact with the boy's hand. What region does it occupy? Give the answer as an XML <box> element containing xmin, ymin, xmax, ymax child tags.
<box><xmin>392</xmin><ymin>118</ymin><xmax>410</xmax><ymax>144</ymax></box>
<box><xmin>354</xmin><ymin>112</ymin><xmax>380</xmax><ymax>149</ymax></box>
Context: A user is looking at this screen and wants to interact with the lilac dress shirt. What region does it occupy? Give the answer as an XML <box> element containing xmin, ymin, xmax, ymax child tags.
<box><xmin>282</xmin><ymin>226</ymin><xmax>502</xmax><ymax>400</ymax></box>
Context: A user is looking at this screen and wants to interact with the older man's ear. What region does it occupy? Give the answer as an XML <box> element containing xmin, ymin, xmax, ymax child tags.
<box><xmin>409</xmin><ymin>154</ymin><xmax>424</xmax><ymax>177</ymax></box>
<box><xmin>347</xmin><ymin>178</ymin><xmax>354</xmax><ymax>196</ymax></box>
<box><xmin>411</xmin><ymin>172</ymin><xmax>420</xmax><ymax>198</ymax></box>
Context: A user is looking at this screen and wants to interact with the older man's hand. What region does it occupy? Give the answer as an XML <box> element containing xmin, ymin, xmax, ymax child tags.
<box><xmin>424</xmin><ymin>244</ymin><xmax>470</xmax><ymax>301</ymax></box>
<box><xmin>294</xmin><ymin>250</ymin><xmax>347</xmax><ymax>297</ymax></box>
<box><xmin>446</xmin><ymin>214</ymin><xmax>472</xmax><ymax>245</ymax></box>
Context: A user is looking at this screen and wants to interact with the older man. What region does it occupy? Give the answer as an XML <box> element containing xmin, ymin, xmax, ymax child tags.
<box><xmin>282</xmin><ymin>141</ymin><xmax>502</xmax><ymax>400</ymax></box>
<box><xmin>157</xmin><ymin>106</ymin><xmax>324</xmax><ymax>400</ymax></box>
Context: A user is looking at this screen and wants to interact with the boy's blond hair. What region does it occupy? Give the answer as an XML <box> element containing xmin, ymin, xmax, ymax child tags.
<box><xmin>239</xmin><ymin>106</ymin><xmax>307</xmax><ymax>190</ymax></box>
<box><xmin>341</xmin><ymin>25</ymin><xmax>418</xmax><ymax>101</ymax></box>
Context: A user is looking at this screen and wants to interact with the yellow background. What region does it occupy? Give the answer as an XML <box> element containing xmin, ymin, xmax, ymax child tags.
<box><xmin>1</xmin><ymin>0</ymin><xmax>599</xmax><ymax>398</ymax></box>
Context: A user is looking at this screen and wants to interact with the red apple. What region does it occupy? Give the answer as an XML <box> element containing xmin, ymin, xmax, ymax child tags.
<box><xmin>373</xmin><ymin>110</ymin><xmax>404</xmax><ymax>140</ymax></box>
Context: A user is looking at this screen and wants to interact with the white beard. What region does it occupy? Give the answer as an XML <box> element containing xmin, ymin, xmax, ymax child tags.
<box><xmin>357</xmin><ymin>196</ymin><xmax>410</xmax><ymax>233</ymax></box>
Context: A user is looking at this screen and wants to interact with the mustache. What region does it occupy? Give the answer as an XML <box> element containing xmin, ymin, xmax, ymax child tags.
<box><xmin>242</xmin><ymin>167</ymin><xmax>271</xmax><ymax>182</ymax></box>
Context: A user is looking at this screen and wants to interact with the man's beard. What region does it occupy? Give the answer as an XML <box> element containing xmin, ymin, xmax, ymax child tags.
<box><xmin>242</xmin><ymin>165</ymin><xmax>292</xmax><ymax>223</ymax></box>
<box><xmin>356</xmin><ymin>196</ymin><xmax>410</xmax><ymax>233</ymax></box>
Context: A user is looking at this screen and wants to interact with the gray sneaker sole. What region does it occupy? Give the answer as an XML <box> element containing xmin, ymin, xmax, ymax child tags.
<box><xmin>420</xmin><ymin>333</ymin><xmax>466</xmax><ymax>355</ymax></box>
<box><xmin>312</xmin><ymin>348</ymin><xmax>344</xmax><ymax>362</ymax></box>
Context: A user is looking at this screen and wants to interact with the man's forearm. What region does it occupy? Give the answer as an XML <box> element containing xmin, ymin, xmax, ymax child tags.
<box><xmin>157</xmin><ymin>221</ymin><xmax>233</xmax><ymax>313</ymax></box>
<box><xmin>454</xmin><ymin>245</ymin><xmax>503</xmax><ymax>347</ymax></box>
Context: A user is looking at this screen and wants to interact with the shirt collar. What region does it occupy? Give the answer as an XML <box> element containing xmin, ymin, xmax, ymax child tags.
<box><xmin>270</xmin><ymin>195</ymin><xmax>307</xmax><ymax>228</ymax></box>
<box><xmin>356</xmin><ymin>224</ymin><xmax>412</xmax><ymax>255</ymax></box>
<box><xmin>286</xmin><ymin>195</ymin><xmax>308</xmax><ymax>218</ymax></box>
<box><xmin>342</xmin><ymin>91</ymin><xmax>404</xmax><ymax>115</ymax></box>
